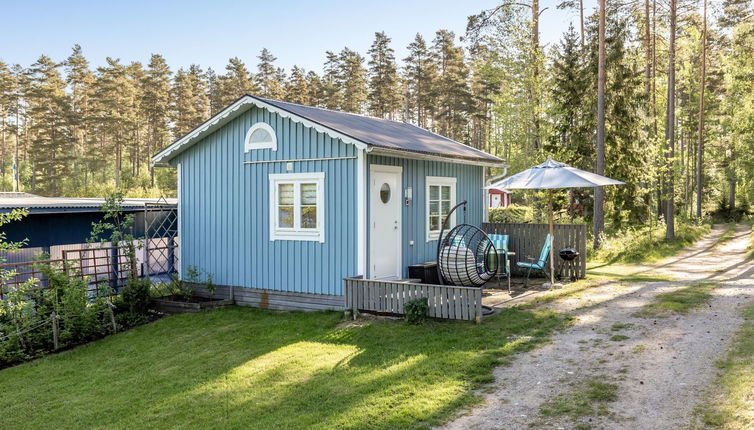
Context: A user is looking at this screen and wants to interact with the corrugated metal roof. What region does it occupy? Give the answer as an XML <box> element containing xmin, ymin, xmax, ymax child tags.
<box><xmin>0</xmin><ymin>194</ymin><xmax>176</xmax><ymax>213</ymax></box>
<box><xmin>152</xmin><ymin>95</ymin><xmax>504</xmax><ymax>166</ymax></box>
<box><xmin>257</xmin><ymin>97</ymin><xmax>502</xmax><ymax>163</ymax></box>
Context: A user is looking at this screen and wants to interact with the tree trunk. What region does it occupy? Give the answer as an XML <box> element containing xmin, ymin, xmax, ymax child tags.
<box><xmin>531</xmin><ymin>0</ymin><xmax>541</xmax><ymax>150</ymax></box>
<box><xmin>594</xmin><ymin>0</ymin><xmax>607</xmax><ymax>249</ymax></box>
<box><xmin>651</xmin><ymin>0</ymin><xmax>658</xmax><ymax>139</ymax></box>
<box><xmin>696</xmin><ymin>0</ymin><xmax>707</xmax><ymax>218</ymax></box>
<box><xmin>579</xmin><ymin>0</ymin><xmax>585</xmax><ymax>46</ymax></box>
<box><xmin>665</xmin><ymin>0</ymin><xmax>677</xmax><ymax>239</ymax></box>
<box><xmin>644</xmin><ymin>0</ymin><xmax>652</xmax><ymax>135</ymax></box>
<box><xmin>14</xmin><ymin>101</ymin><xmax>20</xmax><ymax>192</ymax></box>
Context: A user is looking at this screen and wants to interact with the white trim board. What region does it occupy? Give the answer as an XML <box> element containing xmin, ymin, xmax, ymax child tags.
<box><xmin>426</xmin><ymin>175</ymin><xmax>457</xmax><ymax>242</ymax></box>
<box><xmin>268</xmin><ymin>172</ymin><xmax>326</xmax><ymax>243</ymax></box>
<box><xmin>177</xmin><ymin>162</ymin><xmax>183</xmax><ymax>278</ymax></box>
<box><xmin>244</xmin><ymin>122</ymin><xmax>278</xmax><ymax>152</ymax></box>
<box><xmin>153</xmin><ymin>96</ymin><xmax>368</xmax><ymax>165</ymax></box>
<box><xmin>357</xmin><ymin>148</ymin><xmax>367</xmax><ymax>276</ymax></box>
<box><xmin>369</xmin><ymin>164</ymin><xmax>403</xmax><ymax>279</ymax></box>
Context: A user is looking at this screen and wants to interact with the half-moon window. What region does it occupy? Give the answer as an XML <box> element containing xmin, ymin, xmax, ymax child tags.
<box><xmin>244</xmin><ymin>122</ymin><xmax>277</xmax><ymax>152</ymax></box>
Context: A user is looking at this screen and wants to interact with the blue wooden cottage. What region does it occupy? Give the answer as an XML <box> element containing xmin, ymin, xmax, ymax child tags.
<box><xmin>152</xmin><ymin>95</ymin><xmax>504</xmax><ymax>310</ymax></box>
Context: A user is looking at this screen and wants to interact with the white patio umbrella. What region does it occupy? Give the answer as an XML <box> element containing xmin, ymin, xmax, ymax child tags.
<box><xmin>485</xmin><ymin>156</ymin><xmax>624</xmax><ymax>285</ymax></box>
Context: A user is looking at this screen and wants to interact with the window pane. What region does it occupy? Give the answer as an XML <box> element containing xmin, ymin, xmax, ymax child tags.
<box><xmin>301</xmin><ymin>206</ymin><xmax>317</xmax><ymax>229</ymax></box>
<box><xmin>429</xmin><ymin>216</ymin><xmax>439</xmax><ymax>231</ymax></box>
<box><xmin>429</xmin><ymin>201</ymin><xmax>439</xmax><ymax>216</ymax></box>
<box><xmin>278</xmin><ymin>206</ymin><xmax>294</xmax><ymax>228</ymax></box>
<box><xmin>380</xmin><ymin>183</ymin><xmax>391</xmax><ymax>203</ymax></box>
<box><xmin>301</xmin><ymin>183</ymin><xmax>317</xmax><ymax>205</ymax></box>
<box><xmin>250</xmin><ymin>128</ymin><xmax>272</xmax><ymax>143</ymax></box>
<box><xmin>278</xmin><ymin>183</ymin><xmax>294</xmax><ymax>205</ymax></box>
<box><xmin>429</xmin><ymin>185</ymin><xmax>439</xmax><ymax>200</ymax></box>
<box><xmin>441</xmin><ymin>185</ymin><xmax>450</xmax><ymax>200</ymax></box>
<box><xmin>441</xmin><ymin>200</ymin><xmax>450</xmax><ymax>215</ymax></box>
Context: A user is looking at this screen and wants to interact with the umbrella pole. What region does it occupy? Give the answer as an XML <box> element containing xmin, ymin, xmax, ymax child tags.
<box><xmin>548</xmin><ymin>190</ymin><xmax>555</xmax><ymax>285</ymax></box>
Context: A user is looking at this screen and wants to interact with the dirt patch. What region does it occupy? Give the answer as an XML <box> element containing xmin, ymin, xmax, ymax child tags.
<box><xmin>440</xmin><ymin>225</ymin><xmax>754</xmax><ymax>430</ymax></box>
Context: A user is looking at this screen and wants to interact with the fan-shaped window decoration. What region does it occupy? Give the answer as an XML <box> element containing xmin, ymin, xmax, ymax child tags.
<box><xmin>244</xmin><ymin>122</ymin><xmax>277</xmax><ymax>152</ymax></box>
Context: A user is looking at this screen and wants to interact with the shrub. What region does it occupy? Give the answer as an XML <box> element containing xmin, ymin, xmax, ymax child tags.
<box><xmin>489</xmin><ymin>204</ymin><xmax>535</xmax><ymax>224</ymax></box>
<box><xmin>115</xmin><ymin>312</ymin><xmax>150</xmax><ymax>329</ymax></box>
<box><xmin>404</xmin><ymin>298</ymin><xmax>429</xmax><ymax>324</ymax></box>
<box><xmin>121</xmin><ymin>278</ymin><xmax>152</xmax><ymax>314</ymax></box>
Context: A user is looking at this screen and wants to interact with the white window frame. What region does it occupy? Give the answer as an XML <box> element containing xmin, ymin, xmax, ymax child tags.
<box><xmin>426</xmin><ymin>176</ymin><xmax>457</xmax><ymax>242</ymax></box>
<box><xmin>269</xmin><ymin>172</ymin><xmax>325</xmax><ymax>242</ymax></box>
<box><xmin>245</xmin><ymin>122</ymin><xmax>278</xmax><ymax>152</ymax></box>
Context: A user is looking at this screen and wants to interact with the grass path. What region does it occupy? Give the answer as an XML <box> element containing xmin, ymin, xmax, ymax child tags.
<box><xmin>693</xmin><ymin>302</ymin><xmax>754</xmax><ymax>429</ymax></box>
<box><xmin>441</xmin><ymin>224</ymin><xmax>754</xmax><ymax>429</ymax></box>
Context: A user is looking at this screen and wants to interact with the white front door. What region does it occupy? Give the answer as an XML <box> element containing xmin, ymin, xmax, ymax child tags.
<box><xmin>370</xmin><ymin>165</ymin><xmax>402</xmax><ymax>279</ymax></box>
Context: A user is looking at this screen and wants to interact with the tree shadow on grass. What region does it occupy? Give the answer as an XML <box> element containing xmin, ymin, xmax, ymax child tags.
<box><xmin>7</xmin><ymin>306</ymin><xmax>568</xmax><ymax>430</ymax></box>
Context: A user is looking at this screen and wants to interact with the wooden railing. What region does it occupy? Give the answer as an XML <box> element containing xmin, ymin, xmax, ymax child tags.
<box><xmin>482</xmin><ymin>222</ymin><xmax>587</xmax><ymax>279</ymax></box>
<box><xmin>344</xmin><ymin>277</ymin><xmax>483</xmax><ymax>322</ymax></box>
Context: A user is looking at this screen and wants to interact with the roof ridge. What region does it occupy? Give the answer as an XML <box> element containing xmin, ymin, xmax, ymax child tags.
<box><xmin>254</xmin><ymin>95</ymin><xmax>401</xmax><ymax>124</ymax></box>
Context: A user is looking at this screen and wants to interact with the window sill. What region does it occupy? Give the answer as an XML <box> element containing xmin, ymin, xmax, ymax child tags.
<box><xmin>271</xmin><ymin>231</ymin><xmax>324</xmax><ymax>243</ymax></box>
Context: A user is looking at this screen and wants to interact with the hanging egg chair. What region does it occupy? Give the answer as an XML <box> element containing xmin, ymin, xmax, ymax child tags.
<box><xmin>436</xmin><ymin>200</ymin><xmax>498</xmax><ymax>287</ymax></box>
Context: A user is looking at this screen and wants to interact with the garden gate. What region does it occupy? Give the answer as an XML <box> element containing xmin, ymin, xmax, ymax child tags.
<box><xmin>143</xmin><ymin>199</ymin><xmax>179</xmax><ymax>283</ymax></box>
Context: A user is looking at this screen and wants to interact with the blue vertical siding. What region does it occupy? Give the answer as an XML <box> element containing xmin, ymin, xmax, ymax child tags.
<box><xmin>173</xmin><ymin>106</ymin><xmax>357</xmax><ymax>296</ymax></box>
<box><xmin>367</xmin><ymin>154</ymin><xmax>484</xmax><ymax>278</ymax></box>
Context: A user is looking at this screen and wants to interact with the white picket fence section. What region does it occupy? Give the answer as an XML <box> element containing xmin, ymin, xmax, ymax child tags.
<box><xmin>344</xmin><ymin>277</ymin><xmax>483</xmax><ymax>322</ymax></box>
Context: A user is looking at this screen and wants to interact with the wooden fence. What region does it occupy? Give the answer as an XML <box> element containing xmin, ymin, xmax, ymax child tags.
<box><xmin>482</xmin><ymin>222</ymin><xmax>587</xmax><ymax>279</ymax></box>
<box><xmin>1</xmin><ymin>245</ymin><xmax>144</xmax><ymax>299</ymax></box>
<box><xmin>344</xmin><ymin>277</ymin><xmax>483</xmax><ymax>322</ymax></box>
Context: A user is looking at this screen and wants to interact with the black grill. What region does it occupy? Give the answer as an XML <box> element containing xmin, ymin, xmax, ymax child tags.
<box><xmin>559</xmin><ymin>248</ymin><xmax>579</xmax><ymax>261</ymax></box>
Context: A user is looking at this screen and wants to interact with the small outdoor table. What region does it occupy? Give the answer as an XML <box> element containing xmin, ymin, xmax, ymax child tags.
<box><xmin>489</xmin><ymin>250</ymin><xmax>515</xmax><ymax>293</ymax></box>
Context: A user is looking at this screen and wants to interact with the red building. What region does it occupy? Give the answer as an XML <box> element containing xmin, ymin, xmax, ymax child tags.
<box><xmin>488</xmin><ymin>188</ymin><xmax>511</xmax><ymax>208</ymax></box>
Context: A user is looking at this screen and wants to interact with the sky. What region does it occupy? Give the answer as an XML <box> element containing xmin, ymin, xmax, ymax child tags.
<box><xmin>1</xmin><ymin>0</ymin><xmax>597</xmax><ymax>73</ymax></box>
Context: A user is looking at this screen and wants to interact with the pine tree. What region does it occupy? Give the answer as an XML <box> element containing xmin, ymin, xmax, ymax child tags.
<box><xmin>403</xmin><ymin>34</ymin><xmax>437</xmax><ymax>128</ymax></box>
<box><xmin>216</xmin><ymin>57</ymin><xmax>257</xmax><ymax>107</ymax></box>
<box><xmin>284</xmin><ymin>66</ymin><xmax>312</xmax><ymax>105</ymax></box>
<box><xmin>171</xmin><ymin>65</ymin><xmax>210</xmax><ymax>137</ymax></box>
<box><xmin>468</xmin><ymin>45</ymin><xmax>502</xmax><ymax>151</ymax></box>
<box><xmin>431</xmin><ymin>30</ymin><xmax>471</xmax><ymax>141</ymax></box>
<box><xmin>367</xmin><ymin>32</ymin><xmax>401</xmax><ymax>119</ymax></box>
<box><xmin>142</xmin><ymin>54</ymin><xmax>172</xmax><ymax>185</ymax></box>
<box><xmin>594</xmin><ymin>0</ymin><xmax>607</xmax><ymax>247</ymax></box>
<box><xmin>63</xmin><ymin>45</ymin><xmax>94</xmax><ymax>189</ymax></box>
<box><xmin>547</xmin><ymin>24</ymin><xmax>592</xmax><ymax>168</ymax></box>
<box><xmin>665</xmin><ymin>0</ymin><xmax>677</xmax><ymax>239</ymax></box>
<box><xmin>0</xmin><ymin>62</ymin><xmax>16</xmax><ymax>182</ymax></box>
<box><xmin>92</xmin><ymin>58</ymin><xmax>140</xmax><ymax>188</ymax></box>
<box><xmin>256</xmin><ymin>48</ymin><xmax>285</xmax><ymax>99</ymax></box>
<box><xmin>24</xmin><ymin>55</ymin><xmax>74</xmax><ymax>195</ymax></box>
<box><xmin>337</xmin><ymin>48</ymin><xmax>368</xmax><ymax>114</ymax></box>
<box><xmin>320</xmin><ymin>51</ymin><xmax>342</xmax><ymax>109</ymax></box>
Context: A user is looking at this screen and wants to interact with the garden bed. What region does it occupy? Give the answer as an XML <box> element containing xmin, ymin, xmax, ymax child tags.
<box><xmin>152</xmin><ymin>295</ymin><xmax>233</xmax><ymax>314</ymax></box>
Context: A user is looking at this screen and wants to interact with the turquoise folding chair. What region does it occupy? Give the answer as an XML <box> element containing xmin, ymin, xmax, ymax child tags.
<box><xmin>517</xmin><ymin>234</ymin><xmax>552</xmax><ymax>287</ymax></box>
<box><xmin>487</xmin><ymin>234</ymin><xmax>511</xmax><ymax>293</ymax></box>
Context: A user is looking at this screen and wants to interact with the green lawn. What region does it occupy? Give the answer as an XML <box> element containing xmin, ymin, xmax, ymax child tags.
<box><xmin>591</xmin><ymin>222</ymin><xmax>710</xmax><ymax>264</ymax></box>
<box><xmin>0</xmin><ymin>306</ymin><xmax>567</xmax><ymax>430</ymax></box>
<box><xmin>633</xmin><ymin>283</ymin><xmax>717</xmax><ymax>318</ymax></box>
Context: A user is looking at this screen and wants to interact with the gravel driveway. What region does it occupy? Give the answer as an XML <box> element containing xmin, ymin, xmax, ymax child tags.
<box><xmin>440</xmin><ymin>224</ymin><xmax>754</xmax><ymax>430</ymax></box>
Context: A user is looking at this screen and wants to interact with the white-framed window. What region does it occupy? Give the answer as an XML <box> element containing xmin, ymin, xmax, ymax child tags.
<box><xmin>269</xmin><ymin>172</ymin><xmax>325</xmax><ymax>242</ymax></box>
<box><xmin>245</xmin><ymin>122</ymin><xmax>277</xmax><ymax>152</ymax></box>
<box><xmin>426</xmin><ymin>176</ymin><xmax>457</xmax><ymax>241</ymax></box>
